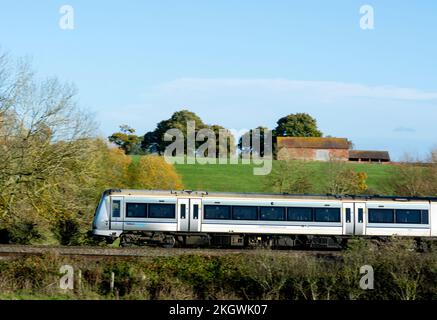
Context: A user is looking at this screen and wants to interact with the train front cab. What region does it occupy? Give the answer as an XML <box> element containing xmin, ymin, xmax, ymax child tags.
<box><xmin>92</xmin><ymin>192</ymin><xmax>123</xmax><ymax>238</ymax></box>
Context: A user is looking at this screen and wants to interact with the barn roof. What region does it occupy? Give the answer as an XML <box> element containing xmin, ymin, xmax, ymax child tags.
<box><xmin>277</xmin><ymin>137</ymin><xmax>350</xmax><ymax>149</ymax></box>
<box><xmin>349</xmin><ymin>150</ymin><xmax>390</xmax><ymax>161</ymax></box>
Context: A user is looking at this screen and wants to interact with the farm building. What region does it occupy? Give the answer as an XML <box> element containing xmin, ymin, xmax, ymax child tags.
<box><xmin>277</xmin><ymin>137</ymin><xmax>350</xmax><ymax>161</ymax></box>
<box><xmin>348</xmin><ymin>150</ymin><xmax>390</xmax><ymax>163</ymax></box>
<box><xmin>277</xmin><ymin>137</ymin><xmax>390</xmax><ymax>163</ymax></box>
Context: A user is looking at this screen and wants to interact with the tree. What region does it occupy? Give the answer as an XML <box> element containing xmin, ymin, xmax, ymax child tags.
<box><xmin>96</xmin><ymin>143</ymin><xmax>133</xmax><ymax>189</ymax></box>
<box><xmin>108</xmin><ymin>125</ymin><xmax>141</xmax><ymax>154</ymax></box>
<box><xmin>208</xmin><ymin>124</ymin><xmax>236</xmax><ymax>158</ymax></box>
<box><xmin>430</xmin><ymin>149</ymin><xmax>437</xmax><ymax>196</ymax></box>
<box><xmin>128</xmin><ymin>156</ymin><xmax>183</xmax><ymax>190</ymax></box>
<box><xmin>141</xmin><ymin>110</ymin><xmax>236</xmax><ymax>158</ymax></box>
<box><xmin>322</xmin><ymin>160</ymin><xmax>368</xmax><ymax>195</ymax></box>
<box><xmin>0</xmin><ymin>51</ymin><xmax>99</xmax><ymax>243</ymax></box>
<box><xmin>141</xmin><ymin>109</ymin><xmax>207</xmax><ymax>154</ymax></box>
<box><xmin>386</xmin><ymin>164</ymin><xmax>431</xmax><ymax>197</ymax></box>
<box><xmin>238</xmin><ymin>126</ymin><xmax>269</xmax><ymax>157</ymax></box>
<box><xmin>273</xmin><ymin>113</ymin><xmax>322</xmax><ymax>137</ymax></box>
<box><xmin>264</xmin><ymin>161</ymin><xmax>314</xmax><ymax>194</ymax></box>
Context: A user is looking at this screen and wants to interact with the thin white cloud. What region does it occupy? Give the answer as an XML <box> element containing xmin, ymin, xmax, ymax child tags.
<box><xmin>155</xmin><ymin>78</ymin><xmax>437</xmax><ymax>102</ymax></box>
<box><xmin>394</xmin><ymin>126</ymin><xmax>416</xmax><ymax>133</ymax></box>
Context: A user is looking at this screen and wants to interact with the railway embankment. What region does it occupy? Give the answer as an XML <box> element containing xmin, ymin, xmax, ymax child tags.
<box><xmin>0</xmin><ymin>239</ymin><xmax>436</xmax><ymax>300</ymax></box>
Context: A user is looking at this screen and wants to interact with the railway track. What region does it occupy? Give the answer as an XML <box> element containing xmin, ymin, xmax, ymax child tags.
<box><xmin>0</xmin><ymin>244</ymin><xmax>340</xmax><ymax>260</ymax></box>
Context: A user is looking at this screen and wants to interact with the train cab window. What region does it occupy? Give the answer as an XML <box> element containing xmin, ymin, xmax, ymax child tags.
<box><xmin>421</xmin><ymin>210</ymin><xmax>429</xmax><ymax>225</ymax></box>
<box><xmin>112</xmin><ymin>200</ymin><xmax>121</xmax><ymax>218</ymax></box>
<box><xmin>287</xmin><ymin>207</ymin><xmax>313</xmax><ymax>221</ymax></box>
<box><xmin>148</xmin><ymin>204</ymin><xmax>176</xmax><ymax>219</ymax></box>
<box><xmin>204</xmin><ymin>205</ymin><xmax>231</xmax><ymax>219</ymax></box>
<box><xmin>126</xmin><ymin>203</ymin><xmax>147</xmax><ymax>218</ymax></box>
<box><xmin>368</xmin><ymin>209</ymin><xmax>394</xmax><ymax>223</ymax></box>
<box><xmin>260</xmin><ymin>207</ymin><xmax>285</xmax><ymax>221</ymax></box>
<box><xmin>314</xmin><ymin>208</ymin><xmax>341</xmax><ymax>222</ymax></box>
<box><xmin>395</xmin><ymin>209</ymin><xmax>421</xmax><ymax>224</ymax></box>
<box><xmin>232</xmin><ymin>206</ymin><xmax>258</xmax><ymax>220</ymax></box>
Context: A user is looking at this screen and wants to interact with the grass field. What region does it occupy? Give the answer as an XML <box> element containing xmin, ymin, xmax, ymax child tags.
<box><xmin>132</xmin><ymin>155</ymin><xmax>396</xmax><ymax>194</ymax></box>
<box><xmin>174</xmin><ymin>161</ymin><xmax>396</xmax><ymax>194</ymax></box>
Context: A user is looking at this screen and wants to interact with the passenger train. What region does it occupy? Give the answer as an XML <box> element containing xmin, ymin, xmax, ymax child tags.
<box><xmin>92</xmin><ymin>189</ymin><xmax>437</xmax><ymax>248</ymax></box>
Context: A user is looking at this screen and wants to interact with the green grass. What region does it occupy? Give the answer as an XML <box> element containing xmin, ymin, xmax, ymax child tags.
<box><xmin>131</xmin><ymin>155</ymin><xmax>397</xmax><ymax>194</ymax></box>
<box><xmin>175</xmin><ymin>162</ymin><xmax>267</xmax><ymax>192</ymax></box>
<box><xmin>174</xmin><ymin>160</ymin><xmax>396</xmax><ymax>194</ymax></box>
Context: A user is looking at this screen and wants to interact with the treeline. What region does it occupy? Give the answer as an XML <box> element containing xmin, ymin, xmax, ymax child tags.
<box><xmin>0</xmin><ymin>51</ymin><xmax>183</xmax><ymax>245</ymax></box>
<box><xmin>109</xmin><ymin>110</ymin><xmax>327</xmax><ymax>156</ymax></box>
<box><xmin>1</xmin><ymin>239</ymin><xmax>437</xmax><ymax>300</ymax></box>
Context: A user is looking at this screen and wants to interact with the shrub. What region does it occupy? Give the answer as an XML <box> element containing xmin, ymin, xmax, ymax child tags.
<box><xmin>52</xmin><ymin>218</ymin><xmax>82</xmax><ymax>246</ymax></box>
<box><xmin>0</xmin><ymin>220</ymin><xmax>43</xmax><ymax>244</ymax></box>
<box><xmin>128</xmin><ymin>155</ymin><xmax>183</xmax><ymax>190</ymax></box>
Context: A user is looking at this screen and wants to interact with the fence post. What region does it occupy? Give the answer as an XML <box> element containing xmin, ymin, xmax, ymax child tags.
<box><xmin>77</xmin><ymin>269</ymin><xmax>82</xmax><ymax>294</ymax></box>
<box><xmin>110</xmin><ymin>272</ymin><xmax>115</xmax><ymax>293</ymax></box>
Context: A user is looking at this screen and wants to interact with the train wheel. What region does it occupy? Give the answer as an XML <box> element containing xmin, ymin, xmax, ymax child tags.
<box><xmin>119</xmin><ymin>234</ymin><xmax>135</xmax><ymax>247</ymax></box>
<box><xmin>162</xmin><ymin>235</ymin><xmax>176</xmax><ymax>248</ymax></box>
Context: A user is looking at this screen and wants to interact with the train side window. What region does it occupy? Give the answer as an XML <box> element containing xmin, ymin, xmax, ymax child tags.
<box><xmin>126</xmin><ymin>203</ymin><xmax>147</xmax><ymax>218</ymax></box>
<box><xmin>260</xmin><ymin>207</ymin><xmax>285</xmax><ymax>221</ymax></box>
<box><xmin>149</xmin><ymin>204</ymin><xmax>176</xmax><ymax>219</ymax></box>
<box><xmin>314</xmin><ymin>208</ymin><xmax>341</xmax><ymax>222</ymax></box>
<box><xmin>345</xmin><ymin>208</ymin><xmax>351</xmax><ymax>223</ymax></box>
<box><xmin>395</xmin><ymin>209</ymin><xmax>421</xmax><ymax>224</ymax></box>
<box><xmin>112</xmin><ymin>200</ymin><xmax>121</xmax><ymax>218</ymax></box>
<box><xmin>180</xmin><ymin>204</ymin><xmax>186</xmax><ymax>219</ymax></box>
<box><xmin>421</xmin><ymin>210</ymin><xmax>429</xmax><ymax>224</ymax></box>
<box><xmin>193</xmin><ymin>204</ymin><xmax>199</xmax><ymax>219</ymax></box>
<box><xmin>368</xmin><ymin>209</ymin><xmax>394</xmax><ymax>223</ymax></box>
<box><xmin>204</xmin><ymin>205</ymin><xmax>230</xmax><ymax>219</ymax></box>
<box><xmin>287</xmin><ymin>207</ymin><xmax>313</xmax><ymax>221</ymax></box>
<box><xmin>232</xmin><ymin>206</ymin><xmax>257</xmax><ymax>220</ymax></box>
<box><xmin>358</xmin><ymin>208</ymin><xmax>363</xmax><ymax>223</ymax></box>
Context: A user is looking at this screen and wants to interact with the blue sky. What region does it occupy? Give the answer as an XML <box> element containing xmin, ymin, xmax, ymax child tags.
<box><xmin>1</xmin><ymin>0</ymin><xmax>436</xmax><ymax>160</ymax></box>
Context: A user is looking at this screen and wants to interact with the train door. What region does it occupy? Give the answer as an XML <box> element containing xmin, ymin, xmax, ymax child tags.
<box><xmin>110</xmin><ymin>196</ymin><xmax>124</xmax><ymax>231</ymax></box>
<box><xmin>342</xmin><ymin>203</ymin><xmax>354</xmax><ymax>235</ymax></box>
<box><xmin>354</xmin><ymin>203</ymin><xmax>366</xmax><ymax>235</ymax></box>
<box><xmin>177</xmin><ymin>198</ymin><xmax>190</xmax><ymax>232</ymax></box>
<box><xmin>189</xmin><ymin>198</ymin><xmax>202</xmax><ymax>232</ymax></box>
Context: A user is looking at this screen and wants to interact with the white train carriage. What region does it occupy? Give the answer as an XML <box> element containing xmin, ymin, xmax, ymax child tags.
<box><xmin>92</xmin><ymin>189</ymin><xmax>437</xmax><ymax>248</ymax></box>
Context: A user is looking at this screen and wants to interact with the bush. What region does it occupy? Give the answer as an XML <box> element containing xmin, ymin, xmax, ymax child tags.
<box><xmin>264</xmin><ymin>161</ymin><xmax>314</xmax><ymax>194</ymax></box>
<box><xmin>128</xmin><ymin>155</ymin><xmax>183</xmax><ymax>190</ymax></box>
<box><xmin>52</xmin><ymin>218</ymin><xmax>82</xmax><ymax>246</ymax></box>
<box><xmin>323</xmin><ymin>160</ymin><xmax>368</xmax><ymax>194</ymax></box>
<box><xmin>1</xmin><ymin>239</ymin><xmax>437</xmax><ymax>300</ymax></box>
<box><xmin>0</xmin><ymin>221</ymin><xmax>43</xmax><ymax>244</ymax></box>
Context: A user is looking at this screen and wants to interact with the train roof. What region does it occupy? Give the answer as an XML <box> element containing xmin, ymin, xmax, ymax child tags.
<box><xmin>104</xmin><ymin>189</ymin><xmax>437</xmax><ymax>202</ymax></box>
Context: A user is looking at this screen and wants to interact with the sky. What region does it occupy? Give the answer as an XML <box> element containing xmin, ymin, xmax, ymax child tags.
<box><xmin>0</xmin><ymin>0</ymin><xmax>436</xmax><ymax>160</ymax></box>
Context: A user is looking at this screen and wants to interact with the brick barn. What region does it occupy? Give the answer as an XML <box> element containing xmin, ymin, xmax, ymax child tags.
<box><xmin>277</xmin><ymin>137</ymin><xmax>350</xmax><ymax>161</ymax></box>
